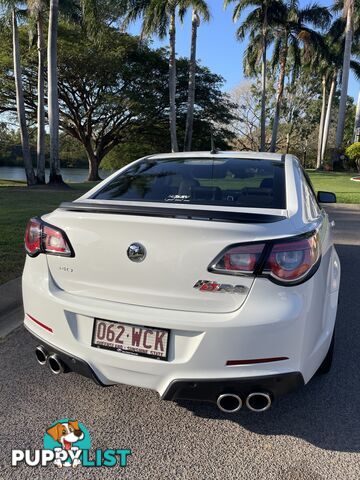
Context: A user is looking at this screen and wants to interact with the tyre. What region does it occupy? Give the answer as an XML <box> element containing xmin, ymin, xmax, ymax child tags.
<box><xmin>317</xmin><ymin>329</ymin><xmax>335</xmax><ymax>375</ymax></box>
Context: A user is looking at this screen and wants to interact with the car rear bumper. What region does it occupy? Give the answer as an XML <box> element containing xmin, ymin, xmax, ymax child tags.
<box><xmin>26</xmin><ymin>327</ymin><xmax>304</xmax><ymax>403</ymax></box>
<box><xmin>22</xmin><ymin>251</ymin><xmax>339</xmax><ymax>400</ymax></box>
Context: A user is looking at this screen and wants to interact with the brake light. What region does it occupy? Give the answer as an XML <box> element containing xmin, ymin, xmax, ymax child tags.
<box><xmin>264</xmin><ymin>235</ymin><xmax>320</xmax><ymax>283</ymax></box>
<box><xmin>24</xmin><ymin>218</ymin><xmax>42</xmax><ymax>255</ymax></box>
<box><xmin>24</xmin><ymin>217</ymin><xmax>74</xmax><ymax>257</ymax></box>
<box><xmin>212</xmin><ymin>243</ymin><xmax>265</xmax><ymax>273</ymax></box>
<box><xmin>208</xmin><ymin>232</ymin><xmax>320</xmax><ymax>285</ymax></box>
<box><xmin>42</xmin><ymin>225</ymin><xmax>71</xmax><ymax>254</ymax></box>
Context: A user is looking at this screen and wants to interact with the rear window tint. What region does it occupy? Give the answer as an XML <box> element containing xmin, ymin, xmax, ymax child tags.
<box><xmin>93</xmin><ymin>158</ymin><xmax>286</xmax><ymax>209</ymax></box>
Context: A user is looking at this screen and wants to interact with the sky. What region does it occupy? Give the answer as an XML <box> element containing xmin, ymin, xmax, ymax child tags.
<box><xmin>130</xmin><ymin>0</ymin><xmax>359</xmax><ymax>102</ymax></box>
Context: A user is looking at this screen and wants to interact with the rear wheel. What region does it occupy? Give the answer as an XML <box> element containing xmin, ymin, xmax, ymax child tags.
<box><xmin>317</xmin><ymin>329</ymin><xmax>335</xmax><ymax>375</ymax></box>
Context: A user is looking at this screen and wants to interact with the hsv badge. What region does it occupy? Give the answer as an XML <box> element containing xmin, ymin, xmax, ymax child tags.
<box><xmin>127</xmin><ymin>243</ymin><xmax>146</xmax><ymax>263</ymax></box>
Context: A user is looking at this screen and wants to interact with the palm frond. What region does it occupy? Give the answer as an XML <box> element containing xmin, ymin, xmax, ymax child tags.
<box><xmin>271</xmin><ymin>36</ymin><xmax>282</xmax><ymax>69</ymax></box>
<box><xmin>186</xmin><ymin>0</ymin><xmax>210</xmax><ymax>21</ymax></box>
<box><xmin>350</xmin><ymin>59</ymin><xmax>360</xmax><ymax>80</ymax></box>
<box><xmin>298</xmin><ymin>2</ymin><xmax>332</xmax><ymax>29</ymax></box>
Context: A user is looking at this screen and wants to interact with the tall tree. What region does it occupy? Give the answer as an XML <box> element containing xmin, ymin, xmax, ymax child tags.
<box><xmin>120</xmin><ymin>0</ymin><xmax>182</xmax><ymax>152</ymax></box>
<box><xmin>269</xmin><ymin>1</ymin><xmax>331</xmax><ymax>152</ymax></box>
<box><xmin>183</xmin><ymin>3</ymin><xmax>210</xmax><ymax>151</ymax></box>
<box><xmin>224</xmin><ymin>0</ymin><xmax>286</xmax><ymax>152</ymax></box>
<box><xmin>316</xmin><ymin>74</ymin><xmax>327</xmax><ymax>168</ymax></box>
<box><xmin>120</xmin><ymin>0</ymin><xmax>212</xmax><ymax>153</ymax></box>
<box><xmin>28</xmin><ymin>0</ymin><xmax>46</xmax><ymax>184</ymax></box>
<box><xmin>47</xmin><ymin>0</ymin><xmax>63</xmax><ymax>183</ymax></box>
<box><xmin>317</xmin><ymin>16</ymin><xmax>360</xmax><ymax>164</ymax></box>
<box><xmin>354</xmin><ymin>90</ymin><xmax>360</xmax><ymax>142</ymax></box>
<box><xmin>334</xmin><ymin>0</ymin><xmax>354</xmax><ymax>156</ymax></box>
<box><xmin>321</xmin><ymin>71</ymin><xmax>337</xmax><ymax>164</ymax></box>
<box><xmin>0</xmin><ymin>1</ymin><xmax>37</xmax><ymax>185</ymax></box>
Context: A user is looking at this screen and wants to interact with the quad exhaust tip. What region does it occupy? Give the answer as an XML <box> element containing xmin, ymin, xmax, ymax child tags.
<box><xmin>246</xmin><ymin>392</ymin><xmax>272</xmax><ymax>412</ymax></box>
<box><xmin>217</xmin><ymin>393</ymin><xmax>243</xmax><ymax>413</ymax></box>
<box><xmin>47</xmin><ymin>353</ymin><xmax>64</xmax><ymax>375</ymax></box>
<box><xmin>35</xmin><ymin>345</ymin><xmax>47</xmax><ymax>366</ymax></box>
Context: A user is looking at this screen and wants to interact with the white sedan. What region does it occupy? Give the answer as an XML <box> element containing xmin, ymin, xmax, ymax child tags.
<box><xmin>23</xmin><ymin>152</ymin><xmax>340</xmax><ymax>412</ymax></box>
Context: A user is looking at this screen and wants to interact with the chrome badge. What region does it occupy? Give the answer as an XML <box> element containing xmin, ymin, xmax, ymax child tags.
<box><xmin>127</xmin><ymin>243</ymin><xmax>146</xmax><ymax>263</ymax></box>
<box><xmin>194</xmin><ymin>280</ymin><xmax>248</xmax><ymax>294</ymax></box>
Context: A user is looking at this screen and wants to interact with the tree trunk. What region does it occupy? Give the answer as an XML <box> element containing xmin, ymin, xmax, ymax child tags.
<box><xmin>184</xmin><ymin>10</ymin><xmax>199</xmax><ymax>152</ymax></box>
<box><xmin>321</xmin><ymin>71</ymin><xmax>337</xmax><ymax>163</ymax></box>
<box><xmin>316</xmin><ymin>75</ymin><xmax>327</xmax><ymax>169</ymax></box>
<box><xmin>285</xmin><ymin>107</ymin><xmax>294</xmax><ymax>153</ymax></box>
<box><xmin>303</xmin><ymin>139</ymin><xmax>308</xmax><ymax>168</ymax></box>
<box><xmin>87</xmin><ymin>162</ymin><xmax>101</xmax><ymax>181</ymax></box>
<box><xmin>270</xmin><ymin>38</ymin><xmax>287</xmax><ymax>153</ymax></box>
<box><xmin>12</xmin><ymin>10</ymin><xmax>36</xmax><ymax>187</ymax></box>
<box><xmin>84</xmin><ymin>144</ymin><xmax>101</xmax><ymax>181</ymax></box>
<box><xmin>169</xmin><ymin>9</ymin><xmax>178</xmax><ymax>152</ymax></box>
<box><xmin>334</xmin><ymin>1</ymin><xmax>353</xmax><ymax>153</ymax></box>
<box><xmin>260</xmin><ymin>16</ymin><xmax>267</xmax><ymax>152</ymax></box>
<box><xmin>353</xmin><ymin>90</ymin><xmax>360</xmax><ymax>142</ymax></box>
<box><xmin>48</xmin><ymin>0</ymin><xmax>63</xmax><ymax>184</ymax></box>
<box><xmin>285</xmin><ymin>132</ymin><xmax>290</xmax><ymax>153</ymax></box>
<box><xmin>36</xmin><ymin>14</ymin><xmax>46</xmax><ymax>184</ymax></box>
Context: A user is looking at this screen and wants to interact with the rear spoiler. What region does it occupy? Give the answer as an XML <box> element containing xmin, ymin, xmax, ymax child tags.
<box><xmin>59</xmin><ymin>202</ymin><xmax>286</xmax><ymax>224</ymax></box>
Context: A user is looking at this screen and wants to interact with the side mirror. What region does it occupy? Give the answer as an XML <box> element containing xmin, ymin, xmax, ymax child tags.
<box><xmin>317</xmin><ymin>191</ymin><xmax>337</xmax><ymax>203</ymax></box>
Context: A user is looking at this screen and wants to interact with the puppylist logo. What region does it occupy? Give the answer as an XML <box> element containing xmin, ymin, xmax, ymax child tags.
<box><xmin>12</xmin><ymin>419</ymin><xmax>131</xmax><ymax>469</ymax></box>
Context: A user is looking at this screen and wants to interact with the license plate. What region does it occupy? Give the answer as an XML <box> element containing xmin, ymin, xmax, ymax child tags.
<box><xmin>92</xmin><ymin>319</ymin><xmax>170</xmax><ymax>361</ymax></box>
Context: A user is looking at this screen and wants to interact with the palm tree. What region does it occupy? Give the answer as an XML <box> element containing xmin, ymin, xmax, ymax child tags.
<box><xmin>309</xmin><ymin>23</ymin><xmax>337</xmax><ymax>168</ymax></box>
<box><xmin>317</xmin><ymin>20</ymin><xmax>343</xmax><ymax>166</ymax></box>
<box><xmin>121</xmin><ymin>0</ymin><xmax>210</xmax><ymax>153</ymax></box>
<box><xmin>334</xmin><ymin>0</ymin><xmax>353</xmax><ymax>156</ymax></box>
<box><xmin>28</xmin><ymin>0</ymin><xmax>46</xmax><ymax>184</ymax></box>
<box><xmin>0</xmin><ymin>1</ymin><xmax>37</xmax><ymax>186</ymax></box>
<box><xmin>317</xmin><ymin>17</ymin><xmax>360</xmax><ymax>165</ymax></box>
<box><xmin>47</xmin><ymin>0</ymin><xmax>63</xmax><ymax>184</ymax></box>
<box><xmin>321</xmin><ymin>70</ymin><xmax>337</xmax><ymax>163</ymax></box>
<box><xmin>269</xmin><ymin>1</ymin><xmax>331</xmax><ymax>152</ymax></box>
<box><xmin>120</xmin><ymin>0</ymin><xmax>181</xmax><ymax>152</ymax></box>
<box><xmin>316</xmin><ymin>73</ymin><xmax>327</xmax><ymax>169</ymax></box>
<box><xmin>183</xmin><ymin>2</ymin><xmax>210</xmax><ymax>152</ymax></box>
<box><xmin>354</xmin><ymin>91</ymin><xmax>360</xmax><ymax>142</ymax></box>
<box><xmin>224</xmin><ymin>0</ymin><xmax>286</xmax><ymax>152</ymax></box>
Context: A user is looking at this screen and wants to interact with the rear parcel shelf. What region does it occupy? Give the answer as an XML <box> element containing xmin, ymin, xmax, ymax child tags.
<box><xmin>59</xmin><ymin>202</ymin><xmax>286</xmax><ymax>224</ymax></box>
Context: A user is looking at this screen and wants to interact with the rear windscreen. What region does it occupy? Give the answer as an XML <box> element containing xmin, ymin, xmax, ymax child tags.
<box><xmin>93</xmin><ymin>158</ymin><xmax>286</xmax><ymax>209</ymax></box>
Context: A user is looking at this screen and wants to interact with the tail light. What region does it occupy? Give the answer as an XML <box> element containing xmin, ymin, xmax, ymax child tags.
<box><xmin>264</xmin><ymin>236</ymin><xmax>320</xmax><ymax>283</ymax></box>
<box><xmin>25</xmin><ymin>217</ymin><xmax>74</xmax><ymax>257</ymax></box>
<box><xmin>212</xmin><ymin>243</ymin><xmax>265</xmax><ymax>274</ymax></box>
<box><xmin>209</xmin><ymin>232</ymin><xmax>320</xmax><ymax>286</ymax></box>
<box><xmin>24</xmin><ymin>218</ymin><xmax>42</xmax><ymax>256</ymax></box>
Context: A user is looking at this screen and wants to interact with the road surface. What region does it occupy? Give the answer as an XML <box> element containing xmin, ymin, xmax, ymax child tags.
<box><xmin>0</xmin><ymin>204</ymin><xmax>359</xmax><ymax>479</ymax></box>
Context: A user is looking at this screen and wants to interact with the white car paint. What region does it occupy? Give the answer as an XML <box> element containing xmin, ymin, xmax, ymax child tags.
<box><xmin>22</xmin><ymin>152</ymin><xmax>340</xmax><ymax>409</ymax></box>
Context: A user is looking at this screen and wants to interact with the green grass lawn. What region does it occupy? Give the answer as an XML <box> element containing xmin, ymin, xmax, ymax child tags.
<box><xmin>0</xmin><ymin>183</ymin><xmax>95</xmax><ymax>285</ymax></box>
<box><xmin>307</xmin><ymin>171</ymin><xmax>360</xmax><ymax>204</ymax></box>
<box><xmin>0</xmin><ymin>170</ymin><xmax>358</xmax><ymax>286</ymax></box>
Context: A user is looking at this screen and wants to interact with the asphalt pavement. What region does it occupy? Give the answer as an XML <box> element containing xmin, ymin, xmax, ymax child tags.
<box><xmin>0</xmin><ymin>204</ymin><xmax>359</xmax><ymax>480</ymax></box>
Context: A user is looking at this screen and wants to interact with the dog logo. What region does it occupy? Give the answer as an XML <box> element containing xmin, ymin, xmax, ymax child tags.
<box><xmin>44</xmin><ymin>419</ymin><xmax>90</xmax><ymax>468</ymax></box>
<box><xmin>12</xmin><ymin>418</ymin><xmax>131</xmax><ymax>468</ymax></box>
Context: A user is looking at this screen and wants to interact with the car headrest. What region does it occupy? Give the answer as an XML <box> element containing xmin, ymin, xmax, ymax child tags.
<box><xmin>190</xmin><ymin>186</ymin><xmax>222</xmax><ymax>201</ymax></box>
<box><xmin>260</xmin><ymin>178</ymin><xmax>273</xmax><ymax>189</ymax></box>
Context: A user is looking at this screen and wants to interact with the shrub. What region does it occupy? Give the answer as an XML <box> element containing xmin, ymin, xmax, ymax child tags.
<box><xmin>345</xmin><ymin>143</ymin><xmax>360</xmax><ymax>172</ymax></box>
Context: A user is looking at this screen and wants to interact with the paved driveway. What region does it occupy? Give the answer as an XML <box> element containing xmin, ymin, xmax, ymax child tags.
<box><xmin>0</xmin><ymin>204</ymin><xmax>359</xmax><ymax>480</ymax></box>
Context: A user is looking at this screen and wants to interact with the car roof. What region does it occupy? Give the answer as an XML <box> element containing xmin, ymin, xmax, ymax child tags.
<box><xmin>147</xmin><ymin>151</ymin><xmax>286</xmax><ymax>162</ymax></box>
